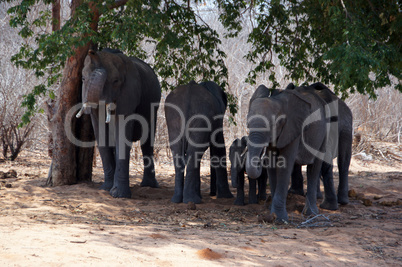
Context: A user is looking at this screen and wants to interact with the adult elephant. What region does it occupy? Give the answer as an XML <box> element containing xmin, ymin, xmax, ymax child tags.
<box><xmin>287</xmin><ymin>82</ymin><xmax>353</xmax><ymax>210</ymax></box>
<box><xmin>76</xmin><ymin>48</ymin><xmax>161</xmax><ymax>198</ymax></box>
<box><xmin>229</xmin><ymin>136</ymin><xmax>267</xmax><ymax>205</ymax></box>
<box><xmin>249</xmin><ymin>84</ymin><xmax>323</xmax><ymax>198</ymax></box>
<box><xmin>246</xmin><ymin>85</ymin><xmax>328</xmax><ymax>222</ymax></box>
<box><xmin>165</xmin><ymin>81</ymin><xmax>233</xmax><ymax>204</ymax></box>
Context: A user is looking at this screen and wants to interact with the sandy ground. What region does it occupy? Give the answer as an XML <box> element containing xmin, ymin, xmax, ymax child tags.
<box><xmin>0</xmin><ymin>146</ymin><xmax>401</xmax><ymax>266</ymax></box>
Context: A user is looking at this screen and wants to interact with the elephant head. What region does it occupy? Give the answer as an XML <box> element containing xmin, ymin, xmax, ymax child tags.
<box><xmin>245</xmin><ymin>89</ymin><xmax>313</xmax><ymax>179</ymax></box>
<box><xmin>76</xmin><ymin>49</ymin><xmax>126</xmax><ymax>123</ymax></box>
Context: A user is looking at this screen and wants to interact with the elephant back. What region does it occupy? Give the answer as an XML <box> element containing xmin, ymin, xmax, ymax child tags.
<box><xmin>199</xmin><ymin>81</ymin><xmax>227</xmax><ymax>114</ymax></box>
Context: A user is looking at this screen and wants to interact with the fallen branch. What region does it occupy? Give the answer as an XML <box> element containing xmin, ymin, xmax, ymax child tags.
<box><xmin>298</xmin><ymin>214</ymin><xmax>332</xmax><ymax>228</ymax></box>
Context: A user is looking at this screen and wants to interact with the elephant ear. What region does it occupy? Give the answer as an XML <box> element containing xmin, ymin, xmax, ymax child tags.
<box><xmin>249</xmin><ymin>85</ymin><xmax>270</xmax><ymax>105</ymax></box>
<box><xmin>275</xmin><ymin>90</ymin><xmax>313</xmax><ymax>149</ymax></box>
<box><xmin>88</xmin><ymin>49</ymin><xmax>102</xmax><ymax>68</ymax></box>
<box><xmin>240</xmin><ymin>136</ymin><xmax>248</xmax><ymax>147</ymax></box>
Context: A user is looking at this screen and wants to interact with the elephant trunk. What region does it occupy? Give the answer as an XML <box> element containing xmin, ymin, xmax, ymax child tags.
<box><xmin>246</xmin><ymin>131</ymin><xmax>268</xmax><ymax>179</ymax></box>
<box><xmin>76</xmin><ymin>68</ymin><xmax>107</xmax><ymax>118</ymax></box>
<box><xmin>231</xmin><ymin>165</ymin><xmax>238</xmax><ymax>188</ymax></box>
<box><xmin>246</xmin><ymin>146</ymin><xmax>263</xmax><ymax>179</ymax></box>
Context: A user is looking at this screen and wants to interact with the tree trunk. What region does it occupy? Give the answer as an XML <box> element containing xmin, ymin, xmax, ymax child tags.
<box><xmin>47</xmin><ymin>45</ymin><xmax>93</xmax><ymax>186</ymax></box>
<box><xmin>75</xmin><ymin>114</ymin><xmax>95</xmax><ymax>182</ymax></box>
<box><xmin>47</xmin><ymin>0</ymin><xmax>98</xmax><ymax>186</ymax></box>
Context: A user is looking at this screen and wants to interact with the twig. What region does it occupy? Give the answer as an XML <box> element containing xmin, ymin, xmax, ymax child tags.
<box><xmin>340</xmin><ymin>0</ymin><xmax>352</xmax><ymax>20</ymax></box>
<box><xmin>300</xmin><ymin>214</ymin><xmax>330</xmax><ymax>226</ymax></box>
<box><xmin>377</xmin><ymin>149</ymin><xmax>388</xmax><ymax>161</ymax></box>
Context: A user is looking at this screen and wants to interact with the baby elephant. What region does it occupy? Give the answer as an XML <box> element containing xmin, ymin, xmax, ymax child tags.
<box><xmin>229</xmin><ymin>136</ymin><xmax>267</xmax><ymax>205</ymax></box>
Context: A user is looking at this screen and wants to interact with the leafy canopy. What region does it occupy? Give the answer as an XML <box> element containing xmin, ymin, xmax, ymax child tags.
<box><xmin>245</xmin><ymin>0</ymin><xmax>401</xmax><ymax>98</ymax></box>
<box><xmin>3</xmin><ymin>0</ymin><xmax>401</xmax><ymax>124</ymax></box>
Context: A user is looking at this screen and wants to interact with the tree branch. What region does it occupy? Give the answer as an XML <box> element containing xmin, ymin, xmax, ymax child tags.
<box><xmin>340</xmin><ymin>0</ymin><xmax>352</xmax><ymax>20</ymax></box>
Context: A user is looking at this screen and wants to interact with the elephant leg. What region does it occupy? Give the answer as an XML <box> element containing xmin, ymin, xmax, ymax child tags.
<box><xmin>267</xmin><ymin>166</ymin><xmax>277</xmax><ymax>202</ymax></box>
<box><xmin>304</xmin><ymin>160</ymin><xmax>322</xmax><ymax>216</ymax></box>
<box><xmin>257</xmin><ymin>168</ymin><xmax>267</xmax><ymax>201</ymax></box>
<box><xmin>139</xmin><ymin>141</ymin><xmax>159</xmax><ymax>188</ymax></box>
<box><xmin>209</xmin><ymin>164</ymin><xmax>217</xmax><ymax>196</ymax></box>
<box><xmin>98</xmin><ymin>147</ymin><xmax>116</xmax><ymax>191</ymax></box>
<box><xmin>234</xmin><ymin>171</ymin><xmax>245</xmax><ymax>206</ymax></box>
<box><xmin>210</xmin><ymin>133</ymin><xmax>233</xmax><ymax>199</ymax></box>
<box><xmin>183</xmin><ymin>149</ymin><xmax>204</xmax><ymax>204</ymax></box>
<box><xmin>337</xmin><ymin>131</ymin><xmax>352</xmax><ymax>205</ymax></box>
<box><xmin>288</xmin><ymin>163</ymin><xmax>304</xmax><ymax>196</ymax></box>
<box><xmin>271</xmin><ymin>166</ymin><xmax>292</xmax><ymax>222</ymax></box>
<box><xmin>90</xmin><ymin>114</ymin><xmax>115</xmax><ymax>191</ymax></box>
<box><xmin>271</xmin><ymin>142</ymin><xmax>299</xmax><ymax>222</ymax></box>
<box><xmin>320</xmin><ymin>162</ymin><xmax>338</xmax><ymax>210</ymax></box>
<box><xmin>110</xmin><ymin>142</ymin><xmax>132</xmax><ymax>198</ymax></box>
<box><xmin>248</xmin><ymin>178</ymin><xmax>258</xmax><ymax>204</ymax></box>
<box><xmin>316</xmin><ymin>174</ymin><xmax>323</xmax><ymax>199</ymax></box>
<box><xmin>171</xmin><ymin>151</ymin><xmax>185</xmax><ymax>203</ymax></box>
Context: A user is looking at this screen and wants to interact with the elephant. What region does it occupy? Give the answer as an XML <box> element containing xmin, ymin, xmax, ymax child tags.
<box><xmin>286</xmin><ymin>82</ymin><xmax>353</xmax><ymax>210</ymax></box>
<box><xmin>246</xmin><ymin>84</ymin><xmax>329</xmax><ymax>222</ymax></box>
<box><xmin>164</xmin><ymin>80</ymin><xmax>233</xmax><ymax>204</ymax></box>
<box><xmin>76</xmin><ymin>48</ymin><xmax>161</xmax><ymax>198</ymax></box>
<box><xmin>249</xmin><ymin>84</ymin><xmax>323</xmax><ymax>200</ymax></box>
<box><xmin>229</xmin><ymin>136</ymin><xmax>267</xmax><ymax>205</ymax></box>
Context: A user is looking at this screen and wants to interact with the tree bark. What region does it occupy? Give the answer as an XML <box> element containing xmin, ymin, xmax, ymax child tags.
<box><xmin>47</xmin><ymin>45</ymin><xmax>92</xmax><ymax>186</ymax></box>
<box><xmin>47</xmin><ymin>0</ymin><xmax>98</xmax><ymax>186</ymax></box>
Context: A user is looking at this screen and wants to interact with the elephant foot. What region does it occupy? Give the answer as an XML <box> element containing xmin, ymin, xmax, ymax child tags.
<box><xmin>183</xmin><ymin>194</ymin><xmax>202</xmax><ymax>204</ymax></box>
<box><xmin>272</xmin><ymin>211</ymin><xmax>289</xmax><ymax>224</ymax></box>
<box><xmin>110</xmin><ymin>186</ymin><xmax>132</xmax><ymax>198</ymax></box>
<box><xmin>258</xmin><ymin>193</ymin><xmax>267</xmax><ymax>202</ymax></box>
<box><xmin>320</xmin><ymin>200</ymin><xmax>338</xmax><ymax>210</ymax></box>
<box><xmin>99</xmin><ymin>182</ymin><xmax>113</xmax><ymax>191</ymax></box>
<box><xmin>302</xmin><ymin>204</ymin><xmax>319</xmax><ymax>216</ymax></box>
<box><xmin>140</xmin><ymin>177</ymin><xmax>159</xmax><ymax>188</ymax></box>
<box><xmin>171</xmin><ymin>194</ymin><xmax>183</xmax><ymax>203</ymax></box>
<box><xmin>234</xmin><ymin>198</ymin><xmax>245</xmax><ymax>206</ymax></box>
<box><xmin>317</xmin><ymin>190</ymin><xmax>323</xmax><ymax>199</ymax></box>
<box><xmin>209</xmin><ymin>191</ymin><xmax>216</xmax><ymax>196</ymax></box>
<box><xmin>288</xmin><ymin>187</ymin><xmax>304</xmax><ymax>196</ymax></box>
<box><xmin>217</xmin><ymin>189</ymin><xmax>234</xmax><ymax>199</ymax></box>
<box><xmin>270</xmin><ymin>204</ymin><xmax>289</xmax><ymax>223</ymax></box>
<box><xmin>337</xmin><ymin>193</ymin><xmax>349</xmax><ymax>205</ymax></box>
<box><xmin>248</xmin><ymin>196</ymin><xmax>258</xmax><ymax>204</ymax></box>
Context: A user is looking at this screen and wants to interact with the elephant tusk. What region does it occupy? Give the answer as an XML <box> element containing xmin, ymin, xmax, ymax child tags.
<box><xmin>240</xmin><ymin>146</ymin><xmax>248</xmax><ymax>158</ymax></box>
<box><xmin>105</xmin><ymin>103</ymin><xmax>113</xmax><ymax>124</ymax></box>
<box><xmin>76</xmin><ymin>107</ymin><xmax>84</xmax><ymax>118</ymax></box>
<box><xmin>260</xmin><ymin>147</ymin><xmax>267</xmax><ymax>160</ymax></box>
<box><xmin>76</xmin><ymin>103</ymin><xmax>90</xmax><ymax>118</ymax></box>
<box><xmin>76</xmin><ymin>102</ymin><xmax>98</xmax><ymax>118</ymax></box>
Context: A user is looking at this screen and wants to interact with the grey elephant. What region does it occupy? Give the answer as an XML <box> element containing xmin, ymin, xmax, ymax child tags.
<box><xmin>229</xmin><ymin>136</ymin><xmax>267</xmax><ymax>205</ymax></box>
<box><xmin>286</xmin><ymin>82</ymin><xmax>353</xmax><ymax>210</ymax></box>
<box><xmin>76</xmin><ymin>48</ymin><xmax>161</xmax><ymax>198</ymax></box>
<box><xmin>246</xmin><ymin>84</ymin><xmax>328</xmax><ymax>222</ymax></box>
<box><xmin>250</xmin><ymin>84</ymin><xmax>323</xmax><ymax>199</ymax></box>
<box><xmin>164</xmin><ymin>81</ymin><xmax>233</xmax><ymax>203</ymax></box>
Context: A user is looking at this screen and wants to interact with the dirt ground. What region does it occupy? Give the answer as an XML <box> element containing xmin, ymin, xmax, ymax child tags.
<box><xmin>0</xmin><ymin>145</ymin><xmax>401</xmax><ymax>266</ymax></box>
